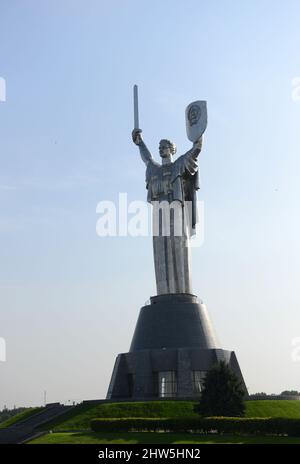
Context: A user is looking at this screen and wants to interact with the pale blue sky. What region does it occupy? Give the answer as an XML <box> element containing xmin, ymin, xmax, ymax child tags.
<box><xmin>1</xmin><ymin>0</ymin><xmax>300</xmax><ymax>408</ymax></box>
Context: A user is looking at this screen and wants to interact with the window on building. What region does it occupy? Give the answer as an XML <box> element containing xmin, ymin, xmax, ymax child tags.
<box><xmin>158</xmin><ymin>371</ymin><xmax>177</xmax><ymax>398</ymax></box>
<box><xmin>192</xmin><ymin>371</ymin><xmax>207</xmax><ymax>394</ymax></box>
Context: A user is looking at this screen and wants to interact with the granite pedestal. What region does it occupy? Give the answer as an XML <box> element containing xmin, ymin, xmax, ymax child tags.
<box><xmin>107</xmin><ymin>294</ymin><xmax>247</xmax><ymax>399</ymax></box>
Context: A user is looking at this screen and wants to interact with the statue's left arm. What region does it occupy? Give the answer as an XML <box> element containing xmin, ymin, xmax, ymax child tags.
<box><xmin>182</xmin><ymin>136</ymin><xmax>203</xmax><ymax>176</ymax></box>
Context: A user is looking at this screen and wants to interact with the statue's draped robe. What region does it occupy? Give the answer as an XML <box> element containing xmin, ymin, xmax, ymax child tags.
<box><xmin>140</xmin><ymin>142</ymin><xmax>200</xmax><ymax>295</ymax></box>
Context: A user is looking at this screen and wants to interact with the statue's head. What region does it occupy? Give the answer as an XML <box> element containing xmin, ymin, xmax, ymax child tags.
<box><xmin>159</xmin><ymin>139</ymin><xmax>177</xmax><ymax>159</ymax></box>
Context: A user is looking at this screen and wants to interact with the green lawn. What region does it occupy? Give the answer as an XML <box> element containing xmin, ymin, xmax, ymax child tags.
<box><xmin>29</xmin><ymin>431</ymin><xmax>300</xmax><ymax>445</ymax></box>
<box><xmin>0</xmin><ymin>407</ymin><xmax>43</xmax><ymax>429</ymax></box>
<box><xmin>40</xmin><ymin>400</ymin><xmax>300</xmax><ymax>432</ymax></box>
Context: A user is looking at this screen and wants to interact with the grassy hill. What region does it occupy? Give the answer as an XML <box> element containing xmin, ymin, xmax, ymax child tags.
<box><xmin>246</xmin><ymin>400</ymin><xmax>300</xmax><ymax>418</ymax></box>
<box><xmin>3</xmin><ymin>400</ymin><xmax>300</xmax><ymax>432</ymax></box>
<box><xmin>0</xmin><ymin>407</ymin><xmax>42</xmax><ymax>429</ymax></box>
<box><xmin>38</xmin><ymin>400</ymin><xmax>300</xmax><ymax>432</ymax></box>
<box><xmin>40</xmin><ymin>401</ymin><xmax>198</xmax><ymax>431</ymax></box>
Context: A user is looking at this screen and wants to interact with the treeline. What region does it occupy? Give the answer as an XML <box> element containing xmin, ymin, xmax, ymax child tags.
<box><xmin>252</xmin><ymin>391</ymin><xmax>300</xmax><ymax>397</ymax></box>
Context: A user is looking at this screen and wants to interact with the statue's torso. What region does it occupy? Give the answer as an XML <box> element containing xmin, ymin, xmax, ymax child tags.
<box><xmin>148</xmin><ymin>164</ymin><xmax>173</xmax><ymax>200</ymax></box>
<box><xmin>146</xmin><ymin>158</ymin><xmax>187</xmax><ymax>203</ymax></box>
<box><xmin>145</xmin><ymin>156</ymin><xmax>199</xmax><ymax>234</ymax></box>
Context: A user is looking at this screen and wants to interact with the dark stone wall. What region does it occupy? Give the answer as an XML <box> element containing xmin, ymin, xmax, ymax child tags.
<box><xmin>107</xmin><ymin>348</ymin><xmax>247</xmax><ymax>400</ymax></box>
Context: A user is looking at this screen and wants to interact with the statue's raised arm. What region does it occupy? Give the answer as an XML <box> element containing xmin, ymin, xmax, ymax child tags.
<box><xmin>132</xmin><ymin>129</ymin><xmax>154</xmax><ymax>166</ymax></box>
<box><xmin>182</xmin><ymin>136</ymin><xmax>203</xmax><ymax>176</ymax></box>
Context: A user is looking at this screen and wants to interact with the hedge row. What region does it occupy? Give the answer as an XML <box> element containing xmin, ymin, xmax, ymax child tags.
<box><xmin>91</xmin><ymin>417</ymin><xmax>300</xmax><ymax>436</ymax></box>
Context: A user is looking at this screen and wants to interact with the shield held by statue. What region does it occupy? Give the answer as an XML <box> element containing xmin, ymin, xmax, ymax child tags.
<box><xmin>185</xmin><ymin>100</ymin><xmax>208</xmax><ymax>142</ymax></box>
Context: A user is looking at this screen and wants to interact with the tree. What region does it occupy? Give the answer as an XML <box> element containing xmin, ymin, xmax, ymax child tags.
<box><xmin>194</xmin><ymin>361</ymin><xmax>246</xmax><ymax>417</ymax></box>
<box><xmin>280</xmin><ymin>390</ymin><xmax>299</xmax><ymax>396</ymax></box>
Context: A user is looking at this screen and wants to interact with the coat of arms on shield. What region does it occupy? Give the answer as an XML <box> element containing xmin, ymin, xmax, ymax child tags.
<box><xmin>185</xmin><ymin>100</ymin><xmax>207</xmax><ymax>142</ymax></box>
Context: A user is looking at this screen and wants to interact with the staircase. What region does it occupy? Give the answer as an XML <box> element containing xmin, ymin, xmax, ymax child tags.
<box><xmin>0</xmin><ymin>403</ymin><xmax>74</xmax><ymax>444</ymax></box>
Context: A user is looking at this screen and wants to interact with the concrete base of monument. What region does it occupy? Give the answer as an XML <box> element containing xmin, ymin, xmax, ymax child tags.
<box><xmin>106</xmin><ymin>293</ymin><xmax>247</xmax><ymax>400</ymax></box>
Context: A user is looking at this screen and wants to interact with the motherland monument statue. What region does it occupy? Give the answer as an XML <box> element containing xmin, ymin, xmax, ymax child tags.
<box><xmin>106</xmin><ymin>86</ymin><xmax>247</xmax><ymax>400</ymax></box>
<box><xmin>132</xmin><ymin>86</ymin><xmax>204</xmax><ymax>295</ymax></box>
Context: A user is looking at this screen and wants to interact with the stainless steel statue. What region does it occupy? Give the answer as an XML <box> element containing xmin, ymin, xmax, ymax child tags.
<box><xmin>132</xmin><ymin>86</ymin><xmax>207</xmax><ymax>295</ymax></box>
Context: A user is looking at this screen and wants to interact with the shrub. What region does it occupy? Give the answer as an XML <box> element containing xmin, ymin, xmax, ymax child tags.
<box><xmin>194</xmin><ymin>361</ymin><xmax>246</xmax><ymax>417</ymax></box>
<box><xmin>90</xmin><ymin>417</ymin><xmax>300</xmax><ymax>436</ymax></box>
